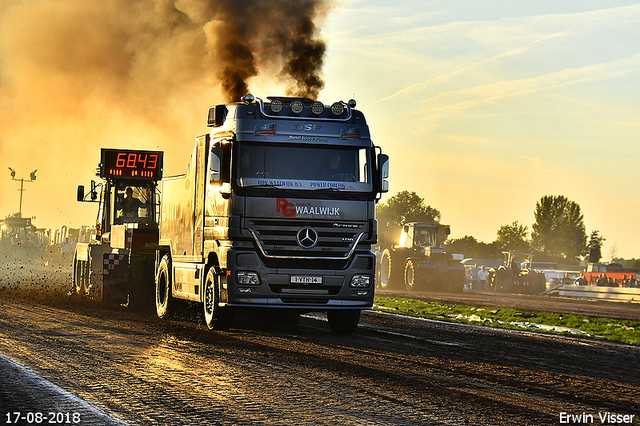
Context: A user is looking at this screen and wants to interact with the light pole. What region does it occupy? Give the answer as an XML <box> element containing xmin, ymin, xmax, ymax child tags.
<box><xmin>8</xmin><ymin>168</ymin><xmax>37</xmax><ymax>218</ymax></box>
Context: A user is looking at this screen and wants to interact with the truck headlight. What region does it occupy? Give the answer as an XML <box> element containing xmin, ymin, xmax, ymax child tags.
<box><xmin>236</xmin><ymin>271</ymin><xmax>261</xmax><ymax>285</ymax></box>
<box><xmin>349</xmin><ymin>274</ymin><xmax>371</xmax><ymax>288</ymax></box>
<box><xmin>331</xmin><ymin>102</ymin><xmax>345</xmax><ymax>116</ymax></box>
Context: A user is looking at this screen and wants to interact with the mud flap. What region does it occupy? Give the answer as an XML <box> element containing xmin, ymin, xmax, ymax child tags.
<box><xmin>102</xmin><ymin>253</ymin><xmax>129</xmax><ymax>305</ymax></box>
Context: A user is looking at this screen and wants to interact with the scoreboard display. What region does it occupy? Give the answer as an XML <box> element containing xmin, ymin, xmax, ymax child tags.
<box><xmin>100</xmin><ymin>148</ymin><xmax>163</xmax><ymax>180</ymax></box>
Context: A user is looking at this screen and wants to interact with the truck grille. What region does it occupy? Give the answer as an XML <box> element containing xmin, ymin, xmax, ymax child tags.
<box><xmin>247</xmin><ymin>219</ymin><xmax>365</xmax><ymax>260</ymax></box>
<box><xmin>280</xmin><ymin>296</ymin><xmax>330</xmax><ymax>305</ymax></box>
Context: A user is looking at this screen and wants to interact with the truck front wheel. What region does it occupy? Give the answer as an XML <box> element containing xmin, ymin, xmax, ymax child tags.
<box><xmin>203</xmin><ymin>268</ymin><xmax>233</xmax><ymax>330</ymax></box>
<box><xmin>327</xmin><ymin>310</ymin><xmax>361</xmax><ymax>335</ymax></box>
<box><xmin>155</xmin><ymin>255</ymin><xmax>175</xmax><ymax>319</ymax></box>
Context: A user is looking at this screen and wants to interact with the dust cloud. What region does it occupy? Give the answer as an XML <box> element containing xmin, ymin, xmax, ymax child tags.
<box><xmin>0</xmin><ymin>0</ymin><xmax>333</xmax><ymax>232</ymax></box>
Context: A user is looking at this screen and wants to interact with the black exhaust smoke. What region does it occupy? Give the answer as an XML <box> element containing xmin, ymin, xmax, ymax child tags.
<box><xmin>209</xmin><ymin>0</ymin><xmax>331</xmax><ymax>101</ymax></box>
<box><xmin>0</xmin><ymin>0</ymin><xmax>332</xmax><ymax>111</ymax></box>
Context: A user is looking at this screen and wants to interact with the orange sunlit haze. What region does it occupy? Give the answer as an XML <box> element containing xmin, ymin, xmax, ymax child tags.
<box><xmin>1</xmin><ymin>0</ymin><xmax>639</xmax><ymax>259</ymax></box>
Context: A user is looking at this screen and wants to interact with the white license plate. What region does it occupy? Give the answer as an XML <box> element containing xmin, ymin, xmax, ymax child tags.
<box><xmin>290</xmin><ymin>276</ymin><xmax>323</xmax><ymax>284</ymax></box>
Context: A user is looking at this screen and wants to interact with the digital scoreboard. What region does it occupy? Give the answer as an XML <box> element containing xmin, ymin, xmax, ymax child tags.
<box><xmin>100</xmin><ymin>148</ymin><xmax>164</xmax><ymax>180</ymax></box>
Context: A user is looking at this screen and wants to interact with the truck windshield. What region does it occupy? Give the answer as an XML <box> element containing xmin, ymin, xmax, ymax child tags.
<box><xmin>236</xmin><ymin>143</ymin><xmax>371</xmax><ymax>192</ymax></box>
<box><xmin>114</xmin><ymin>184</ymin><xmax>154</xmax><ymax>224</ymax></box>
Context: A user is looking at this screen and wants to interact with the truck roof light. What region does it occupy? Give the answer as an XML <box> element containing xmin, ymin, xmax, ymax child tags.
<box><xmin>241</xmin><ymin>94</ymin><xmax>255</xmax><ymax>105</ymax></box>
<box><xmin>331</xmin><ymin>102</ymin><xmax>345</xmax><ymax>116</ymax></box>
<box><xmin>270</xmin><ymin>99</ymin><xmax>283</xmax><ymax>113</ymax></box>
<box><xmin>311</xmin><ymin>101</ymin><xmax>324</xmax><ymax>115</ymax></box>
<box><xmin>290</xmin><ymin>100</ymin><xmax>304</xmax><ymax>114</ymax></box>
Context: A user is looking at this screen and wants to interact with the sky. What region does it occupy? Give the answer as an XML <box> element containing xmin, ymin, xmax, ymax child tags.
<box><xmin>1</xmin><ymin>0</ymin><xmax>639</xmax><ymax>259</ymax></box>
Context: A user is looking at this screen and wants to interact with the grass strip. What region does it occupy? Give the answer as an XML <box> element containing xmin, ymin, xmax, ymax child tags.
<box><xmin>373</xmin><ymin>296</ymin><xmax>640</xmax><ymax>345</ymax></box>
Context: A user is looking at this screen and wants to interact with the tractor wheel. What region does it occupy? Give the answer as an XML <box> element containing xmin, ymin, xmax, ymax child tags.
<box><xmin>379</xmin><ymin>249</ymin><xmax>404</xmax><ymax>289</ymax></box>
<box><xmin>404</xmin><ymin>259</ymin><xmax>417</xmax><ymax>291</ymax></box>
<box><xmin>72</xmin><ymin>254</ymin><xmax>90</xmax><ymax>296</ymax></box>
<box><xmin>72</xmin><ymin>254</ymin><xmax>83</xmax><ymax>295</ymax></box>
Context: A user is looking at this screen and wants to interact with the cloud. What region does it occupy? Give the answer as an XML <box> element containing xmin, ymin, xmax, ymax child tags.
<box><xmin>366</xmin><ymin>32</ymin><xmax>567</xmax><ymax>110</ymax></box>
<box><xmin>415</xmin><ymin>52</ymin><xmax>640</xmax><ymax>117</ymax></box>
<box><xmin>362</xmin><ymin>3</ymin><xmax>640</xmax><ymax>110</ymax></box>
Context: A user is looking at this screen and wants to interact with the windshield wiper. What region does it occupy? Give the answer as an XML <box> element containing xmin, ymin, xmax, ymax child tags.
<box><xmin>309</xmin><ymin>187</ymin><xmax>359</xmax><ymax>199</ymax></box>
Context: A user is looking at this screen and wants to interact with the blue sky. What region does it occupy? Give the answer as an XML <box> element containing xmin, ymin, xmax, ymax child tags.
<box><xmin>317</xmin><ymin>0</ymin><xmax>640</xmax><ymax>258</ymax></box>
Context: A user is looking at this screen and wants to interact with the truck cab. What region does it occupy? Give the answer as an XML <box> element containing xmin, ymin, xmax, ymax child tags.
<box><xmin>156</xmin><ymin>95</ymin><xmax>389</xmax><ymax>334</ymax></box>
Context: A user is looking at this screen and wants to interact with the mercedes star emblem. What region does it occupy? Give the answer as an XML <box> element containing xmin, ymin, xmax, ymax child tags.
<box><xmin>296</xmin><ymin>227</ymin><xmax>319</xmax><ymax>249</ymax></box>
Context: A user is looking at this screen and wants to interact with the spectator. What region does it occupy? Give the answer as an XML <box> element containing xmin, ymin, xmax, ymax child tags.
<box><xmin>470</xmin><ymin>264</ymin><xmax>480</xmax><ymax>291</ymax></box>
<box><xmin>478</xmin><ymin>265</ymin><xmax>489</xmax><ymax>292</ymax></box>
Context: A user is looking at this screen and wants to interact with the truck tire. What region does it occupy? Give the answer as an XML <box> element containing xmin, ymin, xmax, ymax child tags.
<box><xmin>155</xmin><ymin>255</ymin><xmax>175</xmax><ymax>319</ymax></box>
<box><xmin>404</xmin><ymin>259</ymin><xmax>417</xmax><ymax>291</ymax></box>
<box><xmin>203</xmin><ymin>267</ymin><xmax>233</xmax><ymax>330</ymax></box>
<box><xmin>327</xmin><ymin>309</ymin><xmax>361</xmax><ymax>335</ymax></box>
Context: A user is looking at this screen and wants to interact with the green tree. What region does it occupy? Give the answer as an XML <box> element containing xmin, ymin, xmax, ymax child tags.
<box><xmin>587</xmin><ymin>230</ymin><xmax>605</xmax><ymax>263</ymax></box>
<box><xmin>445</xmin><ymin>235</ymin><xmax>500</xmax><ymax>259</ymax></box>
<box><xmin>495</xmin><ymin>221</ymin><xmax>530</xmax><ymax>252</ymax></box>
<box><xmin>531</xmin><ymin>195</ymin><xmax>587</xmax><ymax>263</ymax></box>
<box><xmin>376</xmin><ymin>190</ymin><xmax>440</xmax><ymax>248</ymax></box>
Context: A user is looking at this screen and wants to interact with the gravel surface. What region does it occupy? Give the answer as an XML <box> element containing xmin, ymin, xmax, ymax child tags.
<box><xmin>0</xmin><ymin>262</ymin><xmax>639</xmax><ymax>425</ymax></box>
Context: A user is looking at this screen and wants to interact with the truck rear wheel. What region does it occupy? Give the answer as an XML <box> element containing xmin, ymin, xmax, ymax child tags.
<box><xmin>203</xmin><ymin>268</ymin><xmax>233</xmax><ymax>330</ymax></box>
<box><xmin>155</xmin><ymin>255</ymin><xmax>175</xmax><ymax>319</ymax></box>
<box><xmin>327</xmin><ymin>310</ymin><xmax>361</xmax><ymax>335</ymax></box>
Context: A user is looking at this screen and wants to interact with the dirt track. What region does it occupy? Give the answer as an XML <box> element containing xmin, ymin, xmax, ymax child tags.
<box><xmin>0</xmin><ymin>264</ymin><xmax>639</xmax><ymax>425</ymax></box>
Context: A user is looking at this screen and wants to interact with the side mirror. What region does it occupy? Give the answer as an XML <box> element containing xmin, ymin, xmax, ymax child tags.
<box><xmin>209</xmin><ymin>142</ymin><xmax>231</xmax><ymax>185</ymax></box>
<box><xmin>377</xmin><ymin>153</ymin><xmax>389</xmax><ymax>193</ymax></box>
<box><xmin>77</xmin><ymin>185</ymin><xmax>85</xmax><ymax>202</ymax></box>
<box><xmin>209</xmin><ymin>152</ymin><xmax>222</xmax><ymax>184</ymax></box>
<box><xmin>90</xmin><ymin>180</ymin><xmax>98</xmax><ymax>201</ymax></box>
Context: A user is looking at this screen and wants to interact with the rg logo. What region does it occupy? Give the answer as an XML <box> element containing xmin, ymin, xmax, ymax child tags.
<box><xmin>276</xmin><ymin>198</ymin><xmax>295</xmax><ymax>217</ymax></box>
